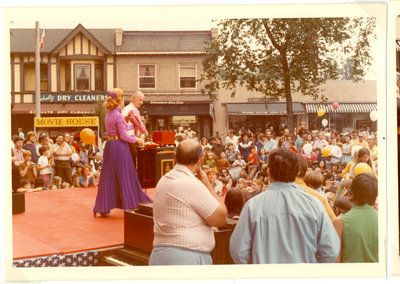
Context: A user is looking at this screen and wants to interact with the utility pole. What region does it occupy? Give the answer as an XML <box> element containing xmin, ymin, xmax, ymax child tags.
<box><xmin>35</xmin><ymin>21</ymin><xmax>41</xmax><ymax>118</ymax></box>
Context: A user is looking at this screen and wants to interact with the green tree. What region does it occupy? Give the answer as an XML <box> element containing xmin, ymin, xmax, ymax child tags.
<box><xmin>200</xmin><ymin>17</ymin><xmax>376</xmax><ymax>133</ymax></box>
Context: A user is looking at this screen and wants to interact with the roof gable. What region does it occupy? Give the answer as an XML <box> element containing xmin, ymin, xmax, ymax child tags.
<box><xmin>51</xmin><ymin>24</ymin><xmax>111</xmax><ymax>54</ymax></box>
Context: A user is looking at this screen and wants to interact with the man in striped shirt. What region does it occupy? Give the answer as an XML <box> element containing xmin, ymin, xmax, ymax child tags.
<box><xmin>149</xmin><ymin>139</ymin><xmax>227</xmax><ymax>265</ymax></box>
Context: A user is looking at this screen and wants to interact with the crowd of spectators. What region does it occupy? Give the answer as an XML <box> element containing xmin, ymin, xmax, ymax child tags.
<box><xmin>176</xmin><ymin>124</ymin><xmax>379</xmax><ymax>263</ymax></box>
<box><xmin>11</xmin><ymin>130</ymin><xmax>102</xmax><ymax>193</ymax></box>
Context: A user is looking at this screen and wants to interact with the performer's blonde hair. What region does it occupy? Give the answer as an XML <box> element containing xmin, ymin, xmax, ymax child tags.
<box><xmin>105</xmin><ymin>88</ymin><xmax>125</xmax><ymax>110</ymax></box>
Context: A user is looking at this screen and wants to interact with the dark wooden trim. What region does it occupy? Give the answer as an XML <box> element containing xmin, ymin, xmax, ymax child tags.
<box><xmin>47</xmin><ymin>55</ymin><xmax>51</xmax><ymax>92</ymax></box>
<box><xmin>73</xmin><ymin>36</ymin><xmax>75</xmax><ymax>55</ymax></box>
<box><xmin>103</xmin><ymin>55</ymin><xmax>107</xmax><ymax>91</ymax></box>
<box><xmin>59</xmin><ymin>55</ymin><xmax>104</xmax><ymax>60</ymax></box>
<box><xmin>80</xmin><ymin>32</ymin><xmax>83</xmax><ymax>55</ymax></box>
<box><xmin>20</xmin><ymin>55</ymin><xmax>24</xmax><ymax>98</ymax></box>
<box><xmin>11</xmin><ymin>56</ymin><xmax>15</xmax><ymax>103</ymax></box>
<box><xmin>96</xmin><ymin>46</ymin><xmax>98</xmax><ymax>56</ymax></box>
<box><xmin>65</xmin><ymin>45</ymin><xmax>67</xmax><ymax>56</ymax></box>
<box><xmin>88</xmin><ymin>37</ymin><xmax>91</xmax><ymax>55</ymax></box>
<box><xmin>113</xmin><ymin>55</ymin><xmax>117</xmax><ymax>88</ymax></box>
<box><xmin>57</xmin><ymin>55</ymin><xmax>60</xmax><ymax>92</ymax></box>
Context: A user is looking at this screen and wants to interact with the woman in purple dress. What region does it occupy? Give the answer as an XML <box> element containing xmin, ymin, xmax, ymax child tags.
<box><xmin>93</xmin><ymin>88</ymin><xmax>152</xmax><ymax>217</ymax></box>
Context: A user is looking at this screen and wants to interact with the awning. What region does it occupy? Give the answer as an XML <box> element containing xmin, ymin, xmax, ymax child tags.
<box><xmin>142</xmin><ymin>101</ymin><xmax>212</xmax><ymax>116</ymax></box>
<box><xmin>305</xmin><ymin>103</ymin><xmax>377</xmax><ymax>113</ymax></box>
<box><xmin>11</xmin><ymin>103</ymin><xmax>96</xmax><ymax>115</ymax></box>
<box><xmin>226</xmin><ymin>103</ymin><xmax>305</xmax><ymax>116</ymax></box>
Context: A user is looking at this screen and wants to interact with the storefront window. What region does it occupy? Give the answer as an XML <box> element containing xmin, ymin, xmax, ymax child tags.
<box><xmin>139</xmin><ymin>65</ymin><xmax>155</xmax><ymax>88</ymax></box>
<box><xmin>75</xmin><ymin>64</ymin><xmax>90</xmax><ymax>91</ymax></box>
<box><xmin>171</xmin><ymin>116</ymin><xmax>200</xmax><ymax>135</ymax></box>
<box><xmin>180</xmin><ymin>64</ymin><xmax>196</xmax><ymax>88</ymax></box>
<box><xmin>342</xmin><ymin>113</ymin><xmax>354</xmax><ymax>132</ymax></box>
<box><xmin>329</xmin><ymin>113</ymin><xmax>343</xmax><ymax>132</ymax></box>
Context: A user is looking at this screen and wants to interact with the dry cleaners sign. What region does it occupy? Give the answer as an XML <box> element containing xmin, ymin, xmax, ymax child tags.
<box><xmin>38</xmin><ymin>94</ymin><xmax>107</xmax><ymax>103</ymax></box>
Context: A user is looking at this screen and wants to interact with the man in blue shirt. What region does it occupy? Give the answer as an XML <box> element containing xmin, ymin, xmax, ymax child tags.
<box><xmin>229</xmin><ymin>148</ymin><xmax>340</xmax><ymax>264</ymax></box>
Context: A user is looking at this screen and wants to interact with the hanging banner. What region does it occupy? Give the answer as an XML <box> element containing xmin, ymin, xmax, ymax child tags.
<box><xmin>34</xmin><ymin>116</ymin><xmax>99</xmax><ymax>128</ymax></box>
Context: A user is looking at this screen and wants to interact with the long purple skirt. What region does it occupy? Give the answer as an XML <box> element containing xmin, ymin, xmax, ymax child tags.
<box><xmin>93</xmin><ymin>140</ymin><xmax>152</xmax><ymax>213</ymax></box>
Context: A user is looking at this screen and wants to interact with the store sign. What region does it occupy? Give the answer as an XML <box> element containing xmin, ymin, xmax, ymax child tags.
<box><xmin>29</xmin><ymin>110</ymin><xmax>94</xmax><ymax>115</ymax></box>
<box><xmin>34</xmin><ymin>116</ymin><xmax>99</xmax><ymax>128</ymax></box>
<box><xmin>149</xmin><ymin>101</ymin><xmax>184</xmax><ymax>104</ymax></box>
<box><xmin>38</xmin><ymin>94</ymin><xmax>106</xmax><ymax>103</ymax></box>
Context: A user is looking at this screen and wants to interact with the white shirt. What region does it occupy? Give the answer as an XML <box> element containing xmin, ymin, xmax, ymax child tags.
<box><xmin>38</xmin><ymin>156</ymin><xmax>51</xmax><ymax>175</ymax></box>
<box><xmin>121</xmin><ymin>102</ymin><xmax>136</xmax><ymax>136</ymax></box>
<box><xmin>152</xmin><ymin>164</ymin><xmax>220</xmax><ymax>253</ymax></box>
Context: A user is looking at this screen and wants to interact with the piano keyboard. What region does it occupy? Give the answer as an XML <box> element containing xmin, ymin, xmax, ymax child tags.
<box><xmin>103</xmin><ymin>256</ymin><xmax>132</xmax><ymax>266</ymax></box>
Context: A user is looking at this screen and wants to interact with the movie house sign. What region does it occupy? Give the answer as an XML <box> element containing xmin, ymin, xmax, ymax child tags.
<box><xmin>37</xmin><ymin>94</ymin><xmax>107</xmax><ymax>103</ymax></box>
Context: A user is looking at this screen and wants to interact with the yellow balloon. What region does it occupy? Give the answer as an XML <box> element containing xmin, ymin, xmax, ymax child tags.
<box><xmin>354</xmin><ymin>163</ymin><xmax>372</xmax><ymax>176</ymax></box>
<box><xmin>322</xmin><ymin>147</ymin><xmax>330</xmax><ymax>157</ymax></box>
<box><xmin>80</xmin><ymin>128</ymin><xmax>96</xmax><ymax>145</ymax></box>
<box><xmin>317</xmin><ymin>109</ymin><xmax>325</xmax><ymax>117</ymax></box>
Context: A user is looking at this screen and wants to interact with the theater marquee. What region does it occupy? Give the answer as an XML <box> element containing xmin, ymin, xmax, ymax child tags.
<box><xmin>34</xmin><ymin>116</ymin><xmax>99</xmax><ymax>128</ymax></box>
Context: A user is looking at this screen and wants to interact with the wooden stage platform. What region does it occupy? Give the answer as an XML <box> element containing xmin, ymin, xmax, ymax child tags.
<box><xmin>12</xmin><ymin>187</ymin><xmax>155</xmax><ymax>261</ymax></box>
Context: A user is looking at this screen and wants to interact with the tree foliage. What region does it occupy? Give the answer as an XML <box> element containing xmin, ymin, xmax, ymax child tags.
<box><xmin>200</xmin><ymin>17</ymin><xmax>376</xmax><ymax>132</ymax></box>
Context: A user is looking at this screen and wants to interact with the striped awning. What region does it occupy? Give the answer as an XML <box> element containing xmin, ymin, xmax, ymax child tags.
<box><xmin>305</xmin><ymin>103</ymin><xmax>377</xmax><ymax>113</ymax></box>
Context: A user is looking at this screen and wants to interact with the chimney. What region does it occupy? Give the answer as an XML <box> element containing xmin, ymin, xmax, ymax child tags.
<box><xmin>211</xmin><ymin>28</ymin><xmax>218</xmax><ymax>40</ymax></box>
<box><xmin>115</xmin><ymin>29</ymin><xmax>123</xmax><ymax>47</ymax></box>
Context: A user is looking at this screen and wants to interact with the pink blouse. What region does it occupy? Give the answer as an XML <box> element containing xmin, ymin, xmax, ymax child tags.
<box><xmin>105</xmin><ymin>107</ymin><xmax>136</xmax><ymax>144</ymax></box>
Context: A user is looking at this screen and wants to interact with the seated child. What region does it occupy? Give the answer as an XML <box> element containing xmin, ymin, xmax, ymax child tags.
<box><xmin>206</xmin><ymin>168</ymin><xmax>224</xmax><ymax>196</ymax></box>
<box><xmin>50</xmin><ymin>176</ymin><xmax>63</xmax><ymax>190</ymax></box>
<box><xmin>203</xmin><ymin>152</ymin><xmax>217</xmax><ymax>168</ymax></box>
<box><xmin>61</xmin><ymin>182</ymin><xmax>71</xmax><ymax>189</ymax></box>
<box><xmin>216</xmin><ymin>152</ymin><xmax>230</xmax><ymax>172</ymax></box>
<box><xmin>250</xmin><ymin>179</ymin><xmax>265</xmax><ymax>196</ymax></box>
<box><xmin>79</xmin><ymin>165</ymin><xmax>97</xmax><ymax>187</ymax></box>
<box><xmin>16</xmin><ymin>178</ymin><xmax>43</xmax><ymax>193</ymax></box>
<box><xmin>236</xmin><ymin>177</ymin><xmax>251</xmax><ymax>193</ymax></box>
<box><xmin>303</xmin><ymin>170</ymin><xmax>327</xmax><ymax>200</ymax></box>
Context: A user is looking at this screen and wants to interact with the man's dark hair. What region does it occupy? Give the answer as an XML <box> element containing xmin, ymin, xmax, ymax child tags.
<box><xmin>175</xmin><ymin>142</ymin><xmax>204</xmax><ymax>165</ymax></box>
<box><xmin>350</xmin><ymin>172</ymin><xmax>378</xmax><ymax>206</ymax></box>
<box><xmin>296</xmin><ymin>154</ymin><xmax>308</xmax><ymax>178</ymax></box>
<box><xmin>13</xmin><ymin>136</ymin><xmax>23</xmax><ymax>143</ymax></box>
<box><xmin>224</xmin><ymin>187</ymin><xmax>247</xmax><ymax>218</ymax></box>
<box><xmin>268</xmin><ymin>149</ymin><xmax>299</xmax><ymax>182</ymax></box>
<box><xmin>38</xmin><ymin>133</ymin><xmax>48</xmax><ymax>144</ymax></box>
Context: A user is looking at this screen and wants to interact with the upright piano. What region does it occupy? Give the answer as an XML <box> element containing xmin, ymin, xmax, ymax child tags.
<box><xmin>98</xmin><ymin>203</ymin><xmax>237</xmax><ymax>266</ymax></box>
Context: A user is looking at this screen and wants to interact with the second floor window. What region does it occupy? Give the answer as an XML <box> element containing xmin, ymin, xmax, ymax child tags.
<box><xmin>180</xmin><ymin>64</ymin><xmax>196</xmax><ymax>88</ymax></box>
<box><xmin>75</xmin><ymin>64</ymin><xmax>90</xmax><ymax>91</ymax></box>
<box><xmin>139</xmin><ymin>65</ymin><xmax>155</xmax><ymax>88</ymax></box>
